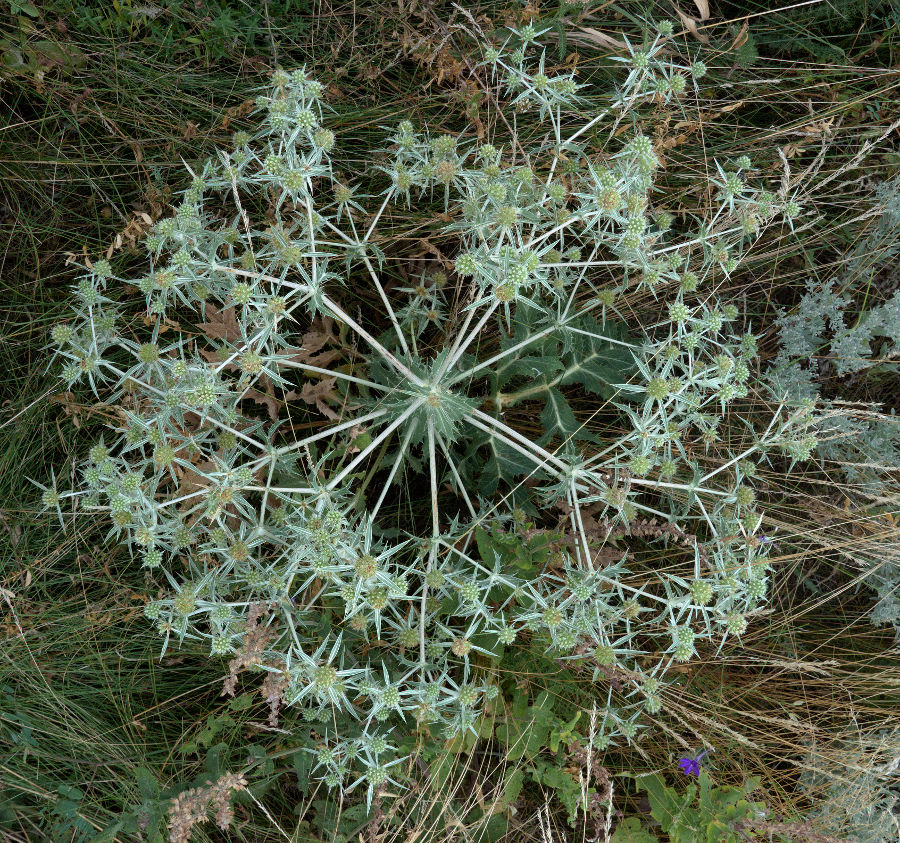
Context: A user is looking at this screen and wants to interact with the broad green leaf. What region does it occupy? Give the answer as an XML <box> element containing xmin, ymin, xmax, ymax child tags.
<box><xmin>483</xmin><ymin>813</ymin><xmax>508</xmax><ymax>841</ymax></box>
<box><xmin>503</xmin><ymin>768</ymin><xmax>524</xmax><ymax>805</ymax></box>
<box><xmin>610</xmin><ymin>816</ymin><xmax>658</xmax><ymax>842</ymax></box>
<box><xmin>134</xmin><ymin>767</ymin><xmax>159</xmax><ymax>800</ymax></box>
<box><xmin>540</xmin><ymin>387</ymin><xmax>581</xmax><ymax>441</ymax></box>
<box><xmin>293</xmin><ymin>749</ymin><xmax>313</xmax><ymax>795</ymax></box>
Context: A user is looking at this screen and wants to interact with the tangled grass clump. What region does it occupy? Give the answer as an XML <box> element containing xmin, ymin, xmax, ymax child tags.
<box><xmin>43</xmin><ymin>21</ymin><xmax>814</xmax><ymax>810</ymax></box>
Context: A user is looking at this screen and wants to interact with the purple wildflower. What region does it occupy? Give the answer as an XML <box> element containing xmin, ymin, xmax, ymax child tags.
<box><xmin>677</xmin><ymin>749</ymin><xmax>711</xmax><ymax>776</ymax></box>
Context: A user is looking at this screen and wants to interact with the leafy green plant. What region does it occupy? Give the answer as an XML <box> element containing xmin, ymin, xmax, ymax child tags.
<box><xmin>636</xmin><ymin>770</ymin><xmax>766</xmax><ymax>842</ymax></box>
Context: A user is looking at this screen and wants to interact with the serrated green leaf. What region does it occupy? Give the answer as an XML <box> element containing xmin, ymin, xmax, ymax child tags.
<box><xmin>561</xmin><ymin>316</ymin><xmax>635</xmax><ymax>397</ymax></box>
<box><xmin>293</xmin><ymin>750</ymin><xmax>313</xmax><ymax>794</ymax></box>
<box><xmin>497</xmin><ymin>353</ymin><xmax>563</xmax><ymax>383</ymax></box>
<box><xmin>540</xmin><ymin>387</ymin><xmax>580</xmax><ymax>440</ymax></box>
<box><xmin>483</xmin><ymin>813</ymin><xmax>508</xmax><ymax>841</ymax></box>
<box><xmin>503</xmin><ymin>768</ymin><xmax>524</xmax><ymax>805</ymax></box>
<box><xmin>474</xmin><ymin>426</ymin><xmax>537</xmax><ymax>496</ymax></box>
<box><xmin>638</xmin><ymin>775</ymin><xmax>679</xmax><ymax>832</ymax></box>
<box><xmin>610</xmin><ymin>817</ymin><xmax>658</xmax><ymax>842</ymax></box>
<box><xmin>134</xmin><ymin>767</ymin><xmax>159</xmax><ymax>800</ymax></box>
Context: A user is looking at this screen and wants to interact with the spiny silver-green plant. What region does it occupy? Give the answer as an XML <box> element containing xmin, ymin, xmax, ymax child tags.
<box><xmin>45</xmin><ymin>21</ymin><xmax>810</xmax><ymax>806</ymax></box>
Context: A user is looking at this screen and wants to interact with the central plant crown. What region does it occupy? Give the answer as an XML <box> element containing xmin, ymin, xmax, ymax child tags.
<box><xmin>46</xmin><ymin>23</ymin><xmax>813</xmax><ymax>803</ymax></box>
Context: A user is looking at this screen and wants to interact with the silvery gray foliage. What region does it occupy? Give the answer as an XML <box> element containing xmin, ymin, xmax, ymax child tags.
<box><xmin>768</xmin><ymin>178</ymin><xmax>900</xmax><ymax>642</ymax></box>
<box><xmin>797</xmin><ymin>728</ymin><xmax>900</xmax><ymax>843</ymax></box>
<box><xmin>769</xmin><ymin>176</ymin><xmax>900</xmax><ymax>406</ymax></box>
<box><xmin>44</xmin><ymin>22</ymin><xmax>809</xmax><ymax>802</ymax></box>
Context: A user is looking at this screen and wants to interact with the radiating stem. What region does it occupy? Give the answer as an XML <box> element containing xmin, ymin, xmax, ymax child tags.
<box><xmin>326</xmin><ymin>399</ymin><xmax>423</xmax><ymax>491</ymax></box>
<box><xmin>448</xmin><ymin>322</ymin><xmax>559</xmax><ymax>388</ymax></box>
<box><xmin>436</xmin><ymin>433</ymin><xmax>477</xmax><ymax>519</ymax></box>
<box><xmin>465</xmin><ymin>414</ymin><xmax>566</xmax><ymax>479</ymax></box>
<box><xmin>362</xmin><ymin>254</ymin><xmax>410</xmax><ymax>357</ymax></box>
<box><xmin>277</xmin><ymin>358</ymin><xmax>390</xmax><ymax>392</ymax></box>
<box><xmin>421</xmin><ymin>416</ymin><xmax>440</xmax><ymax>667</ymax></box>
<box><xmin>469</xmin><ymin>408</ymin><xmax>570</xmax><ymax>473</ymax></box>
<box><xmin>321</xmin><ymin>294</ymin><xmax>423</xmax><ymax>386</ymax></box>
<box><xmin>369</xmin><ymin>421</ymin><xmax>417</xmax><ymax>523</ymax></box>
<box><xmin>438</xmin><ymin>299</ymin><xmax>499</xmax><ymax>380</ymax></box>
<box><xmin>268</xmin><ymin>407</ymin><xmax>388</xmax><ymax>458</ymax></box>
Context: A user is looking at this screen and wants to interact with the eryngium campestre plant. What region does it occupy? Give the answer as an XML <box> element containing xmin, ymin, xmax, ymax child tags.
<box><xmin>45</xmin><ymin>23</ymin><xmax>812</xmax><ymax>805</ymax></box>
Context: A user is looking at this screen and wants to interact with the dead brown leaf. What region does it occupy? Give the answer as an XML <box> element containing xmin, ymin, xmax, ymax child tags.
<box><xmin>181</xmin><ymin>121</ymin><xmax>201</xmax><ymax>141</ymax></box>
<box><xmin>297</xmin><ymin>378</ymin><xmax>340</xmax><ymax>420</ymax></box>
<box><xmin>173</xmin><ymin>459</ymin><xmax>216</xmax><ymax>501</ymax></box>
<box><xmin>675</xmin><ymin>6</ymin><xmax>710</xmax><ymax>43</ymax></box>
<box><xmin>142</xmin><ymin>314</ymin><xmax>181</xmax><ymax>335</ymax></box>
<box><xmin>568</xmin><ymin>26</ymin><xmax>626</xmax><ymax>52</ymax></box>
<box><xmin>280</xmin><ymin>316</ymin><xmax>343</xmax><ymax>368</ymax></box>
<box><xmin>51</xmin><ymin>391</ymin><xmax>83</xmax><ymax>428</ymax></box>
<box><xmin>198</xmin><ymin>303</ymin><xmax>243</xmax><ymax>344</ymax></box>
<box><xmin>0</xmin><ymin>512</ymin><xmax>21</xmax><ymax>549</ymax></box>
<box><xmin>415</xmin><ymin>238</ymin><xmax>452</xmax><ymax>269</ymax></box>
<box><xmin>730</xmin><ymin>20</ymin><xmax>749</xmax><ymax>50</ymax></box>
<box><xmin>246</xmin><ymin>376</ymin><xmax>282</xmax><ymax>422</ymax></box>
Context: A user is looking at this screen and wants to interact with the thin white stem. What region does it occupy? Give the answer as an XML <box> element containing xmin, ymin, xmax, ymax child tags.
<box><xmin>427</xmin><ymin>417</ymin><xmax>440</xmax><ymax>540</ymax></box>
<box><xmin>321</xmin><ymin>214</ymin><xmax>359</xmax><ymax>246</ymax></box>
<box><xmin>439</xmin><ymin>299</ymin><xmax>499</xmax><ymax>379</ymax></box>
<box><xmin>627</xmin><ymin>477</ymin><xmax>730</xmax><ymax>497</ymax></box>
<box><xmin>566</xmin><ymin>105</ymin><xmax>612</xmax><ymax>147</ymax></box>
<box><xmin>435</xmin><ymin>298</ymin><xmax>479</xmax><ymax>380</ymax></box>
<box><xmin>465</xmin><ymin>414</ymin><xmax>565</xmax><ymax>479</ymax></box>
<box><xmin>421</xmin><ymin>416</ymin><xmax>440</xmax><ymax>667</ymax></box>
<box><xmin>243</xmin><ymin>485</ymin><xmax>315</xmax><ymax>494</ymax></box>
<box><xmin>369</xmin><ymin>421</ymin><xmax>417</xmax><ymax>523</ymax></box>
<box><xmin>448</xmin><ymin>322</ymin><xmax>559</xmax><ymax>387</ymax></box>
<box><xmin>541</xmin><ymin>260</ymin><xmax>621</xmax><ymax>269</ymax></box>
<box><xmin>567</xmin><ymin>486</ymin><xmax>590</xmax><ymax>568</ymax></box>
<box><xmin>698</xmin><ymin>416</ymin><xmax>785</xmax><ymax>486</ymax></box>
<box><xmin>436</xmin><ymin>433</ymin><xmax>477</xmax><ymax>520</ymax></box>
<box><xmin>696</xmin><ymin>495</ymin><xmax>717</xmax><ymax>536</ymax></box>
<box><xmin>326</xmin><ymin>399</ymin><xmax>423</xmax><ymax>491</ymax></box>
<box><xmin>522</xmin><ymin>213</ymin><xmax>578</xmax><ymax>251</ymax></box>
<box><xmin>277</xmin><ymin>358</ymin><xmax>390</xmax><ymax>391</ymax></box>
<box><xmin>321</xmin><ymin>294</ymin><xmax>423</xmax><ymax>386</ymax></box>
<box><xmin>470</xmin><ymin>408</ymin><xmax>570</xmax><ymax>472</ymax></box>
<box><xmin>648</xmin><ymin>225</ymin><xmax>746</xmax><ymax>257</ymax></box>
<box><xmin>420</xmin><ymin>544</ymin><xmax>434</xmax><ymax>668</ymax></box>
<box><xmin>562</xmin><ymin>324</ymin><xmax>643</xmax><ymax>351</ymax></box>
<box><xmin>269</xmin><ymin>408</ymin><xmax>389</xmax><ymax>458</ymax></box>
<box><xmin>304</xmin><ymin>191</ymin><xmax>318</xmax><ymax>291</ymax></box>
<box><xmin>257</xmin><ymin>458</ymin><xmax>277</xmax><ymax>529</ymax></box>
<box><xmin>365</xmin><ymin>194</ymin><xmax>391</xmax><ymax>242</ymax></box>
<box><xmin>155</xmin><ymin>488</ymin><xmax>208</xmax><ymax>510</ymax></box>
<box><xmin>362</xmin><ymin>254</ymin><xmax>410</xmax><ymax>357</ymax></box>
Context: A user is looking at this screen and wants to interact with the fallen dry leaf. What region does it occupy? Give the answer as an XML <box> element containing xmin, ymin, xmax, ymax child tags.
<box><xmin>297</xmin><ymin>377</ymin><xmax>340</xmax><ymax>420</ymax></box>
<box><xmin>674</xmin><ymin>5</ymin><xmax>710</xmax><ymax>43</ymax></box>
<box><xmin>569</xmin><ymin>26</ymin><xmax>626</xmax><ymax>52</ymax></box>
<box><xmin>198</xmin><ymin>304</ymin><xmax>243</xmax><ymax>343</ymax></box>
<box><xmin>281</xmin><ymin>316</ymin><xmax>343</xmax><ymax>369</ymax></box>
<box><xmin>246</xmin><ymin>376</ymin><xmax>282</xmax><ymax>422</ymax></box>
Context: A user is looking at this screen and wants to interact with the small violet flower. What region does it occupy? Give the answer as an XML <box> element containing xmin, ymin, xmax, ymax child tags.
<box><xmin>677</xmin><ymin>748</ymin><xmax>711</xmax><ymax>776</ymax></box>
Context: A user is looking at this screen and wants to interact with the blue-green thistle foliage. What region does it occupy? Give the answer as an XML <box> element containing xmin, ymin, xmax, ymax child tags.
<box><xmin>45</xmin><ymin>25</ymin><xmax>811</xmax><ymax>802</ymax></box>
